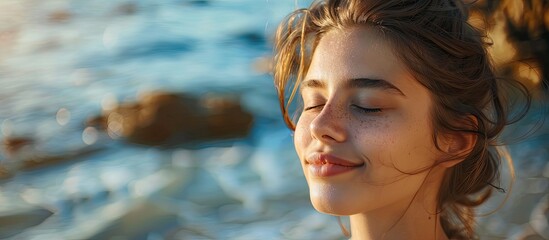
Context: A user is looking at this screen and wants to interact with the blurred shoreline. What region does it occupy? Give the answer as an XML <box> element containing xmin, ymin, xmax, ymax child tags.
<box><xmin>1</xmin><ymin>0</ymin><xmax>548</xmax><ymax>239</ymax></box>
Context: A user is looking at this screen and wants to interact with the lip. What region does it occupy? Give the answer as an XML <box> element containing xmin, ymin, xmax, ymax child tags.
<box><xmin>306</xmin><ymin>153</ymin><xmax>363</xmax><ymax>177</ymax></box>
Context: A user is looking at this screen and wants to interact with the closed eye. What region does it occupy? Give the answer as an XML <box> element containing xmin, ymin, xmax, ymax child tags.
<box><xmin>304</xmin><ymin>104</ymin><xmax>324</xmax><ymax>111</ymax></box>
<box><xmin>352</xmin><ymin>105</ymin><xmax>382</xmax><ymax>113</ymax></box>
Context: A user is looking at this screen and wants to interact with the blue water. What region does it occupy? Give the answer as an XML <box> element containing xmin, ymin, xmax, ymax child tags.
<box><xmin>0</xmin><ymin>1</ymin><xmax>343</xmax><ymax>239</ymax></box>
<box><xmin>1</xmin><ymin>0</ymin><xmax>548</xmax><ymax>239</ymax></box>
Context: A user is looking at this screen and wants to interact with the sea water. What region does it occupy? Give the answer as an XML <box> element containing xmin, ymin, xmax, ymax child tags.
<box><xmin>0</xmin><ymin>0</ymin><xmax>547</xmax><ymax>239</ymax></box>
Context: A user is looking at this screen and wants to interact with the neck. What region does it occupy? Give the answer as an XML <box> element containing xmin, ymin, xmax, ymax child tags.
<box><xmin>349</xmin><ymin>169</ymin><xmax>449</xmax><ymax>240</ymax></box>
<box><xmin>348</xmin><ymin>203</ymin><xmax>448</xmax><ymax>240</ymax></box>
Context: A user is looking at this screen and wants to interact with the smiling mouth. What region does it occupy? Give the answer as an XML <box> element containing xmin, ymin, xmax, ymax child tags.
<box><xmin>306</xmin><ymin>153</ymin><xmax>364</xmax><ymax>177</ymax></box>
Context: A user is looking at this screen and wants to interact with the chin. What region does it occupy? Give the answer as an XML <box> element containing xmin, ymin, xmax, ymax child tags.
<box><xmin>309</xmin><ymin>185</ymin><xmax>362</xmax><ymax>216</ymax></box>
<box><xmin>310</xmin><ymin>197</ymin><xmax>360</xmax><ymax>216</ymax></box>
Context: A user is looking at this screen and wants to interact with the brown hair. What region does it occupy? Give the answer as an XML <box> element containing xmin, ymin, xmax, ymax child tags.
<box><xmin>273</xmin><ymin>0</ymin><xmax>531</xmax><ymax>239</ymax></box>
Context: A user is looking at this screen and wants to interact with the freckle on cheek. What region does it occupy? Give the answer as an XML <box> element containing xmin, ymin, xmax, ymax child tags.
<box><xmin>358</xmin><ymin>115</ymin><xmax>389</xmax><ymax>130</ymax></box>
<box><xmin>359</xmin><ymin>118</ymin><xmax>376</xmax><ymax>128</ymax></box>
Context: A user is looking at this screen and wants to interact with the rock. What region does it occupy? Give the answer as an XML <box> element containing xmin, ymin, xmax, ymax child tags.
<box><xmin>85</xmin><ymin>115</ymin><xmax>107</xmax><ymax>130</ymax></box>
<box><xmin>0</xmin><ymin>164</ymin><xmax>12</xmax><ymax>179</ymax></box>
<box><xmin>108</xmin><ymin>92</ymin><xmax>204</xmax><ymax>145</ymax></box>
<box><xmin>201</xmin><ymin>95</ymin><xmax>254</xmax><ymax>140</ymax></box>
<box><xmin>20</xmin><ymin>146</ymin><xmax>103</xmax><ymax>170</ymax></box>
<box><xmin>0</xmin><ymin>205</ymin><xmax>53</xmax><ymax>238</ymax></box>
<box><xmin>2</xmin><ymin>136</ymin><xmax>104</xmax><ymax>172</ymax></box>
<box><xmin>2</xmin><ymin>136</ymin><xmax>35</xmax><ymax>172</ymax></box>
<box><xmin>2</xmin><ymin>137</ymin><xmax>34</xmax><ymax>158</ymax></box>
<box><xmin>89</xmin><ymin>91</ymin><xmax>254</xmax><ymax>146</ymax></box>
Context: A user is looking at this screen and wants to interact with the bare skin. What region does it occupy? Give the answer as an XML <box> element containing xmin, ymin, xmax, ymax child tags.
<box><xmin>294</xmin><ymin>26</ymin><xmax>452</xmax><ymax>239</ymax></box>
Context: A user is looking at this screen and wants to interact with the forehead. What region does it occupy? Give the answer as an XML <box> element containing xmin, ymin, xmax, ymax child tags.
<box><xmin>305</xmin><ymin>26</ymin><xmax>423</xmax><ymax>96</ymax></box>
<box><xmin>308</xmin><ymin>27</ymin><xmax>400</xmax><ymax>77</ymax></box>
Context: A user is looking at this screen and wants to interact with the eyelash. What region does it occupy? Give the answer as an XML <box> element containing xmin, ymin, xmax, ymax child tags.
<box><xmin>304</xmin><ymin>104</ymin><xmax>382</xmax><ymax>113</ymax></box>
<box><xmin>304</xmin><ymin>105</ymin><xmax>323</xmax><ymax>111</ymax></box>
<box><xmin>352</xmin><ymin>104</ymin><xmax>382</xmax><ymax>113</ymax></box>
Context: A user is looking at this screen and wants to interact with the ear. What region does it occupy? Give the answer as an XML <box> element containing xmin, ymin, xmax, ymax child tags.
<box><xmin>438</xmin><ymin>116</ymin><xmax>478</xmax><ymax>168</ymax></box>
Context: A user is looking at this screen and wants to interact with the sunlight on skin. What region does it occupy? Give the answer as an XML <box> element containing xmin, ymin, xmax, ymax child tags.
<box><xmin>294</xmin><ymin>26</ymin><xmax>451</xmax><ymax>240</ymax></box>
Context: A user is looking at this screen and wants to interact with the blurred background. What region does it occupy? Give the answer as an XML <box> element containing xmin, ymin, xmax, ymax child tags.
<box><xmin>0</xmin><ymin>0</ymin><xmax>547</xmax><ymax>239</ymax></box>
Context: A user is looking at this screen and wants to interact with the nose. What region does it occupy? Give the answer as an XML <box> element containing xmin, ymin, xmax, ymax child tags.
<box><xmin>309</xmin><ymin>102</ymin><xmax>347</xmax><ymax>143</ymax></box>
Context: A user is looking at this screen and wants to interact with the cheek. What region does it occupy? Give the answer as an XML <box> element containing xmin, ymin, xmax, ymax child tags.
<box><xmin>385</xmin><ymin>121</ymin><xmax>436</xmax><ymax>169</ymax></box>
<box><xmin>354</xmin><ymin>117</ymin><xmax>389</xmax><ymax>142</ymax></box>
<box><xmin>356</xmin><ymin>116</ymin><xmax>436</xmax><ymax>171</ymax></box>
<box><xmin>293</xmin><ymin>116</ymin><xmax>312</xmax><ymax>159</ymax></box>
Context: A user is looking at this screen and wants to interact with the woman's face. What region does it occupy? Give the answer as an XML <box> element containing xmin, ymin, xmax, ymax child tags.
<box><xmin>294</xmin><ymin>27</ymin><xmax>443</xmax><ymax>216</ymax></box>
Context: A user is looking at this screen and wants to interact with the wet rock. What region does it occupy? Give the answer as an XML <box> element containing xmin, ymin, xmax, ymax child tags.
<box><xmin>2</xmin><ymin>137</ymin><xmax>34</xmax><ymax>158</ymax></box>
<box><xmin>89</xmin><ymin>91</ymin><xmax>254</xmax><ymax>146</ymax></box>
<box><xmin>86</xmin><ymin>115</ymin><xmax>107</xmax><ymax>130</ymax></box>
<box><xmin>2</xmin><ymin>136</ymin><xmax>104</xmax><ymax>172</ymax></box>
<box><xmin>0</xmin><ymin>164</ymin><xmax>12</xmax><ymax>179</ymax></box>
<box><xmin>17</xmin><ymin>146</ymin><xmax>101</xmax><ymax>171</ymax></box>
<box><xmin>201</xmin><ymin>95</ymin><xmax>254</xmax><ymax>140</ymax></box>
<box><xmin>0</xmin><ymin>205</ymin><xmax>53</xmax><ymax>238</ymax></box>
<box><xmin>106</xmin><ymin>92</ymin><xmax>203</xmax><ymax>145</ymax></box>
<box><xmin>1</xmin><ymin>136</ymin><xmax>35</xmax><ymax>173</ymax></box>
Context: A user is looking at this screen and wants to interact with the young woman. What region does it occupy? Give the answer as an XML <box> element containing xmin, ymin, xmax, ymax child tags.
<box><xmin>273</xmin><ymin>0</ymin><xmax>531</xmax><ymax>239</ymax></box>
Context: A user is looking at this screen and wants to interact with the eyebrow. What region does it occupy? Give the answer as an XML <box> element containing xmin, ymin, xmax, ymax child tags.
<box><xmin>300</xmin><ymin>78</ymin><xmax>406</xmax><ymax>97</ymax></box>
